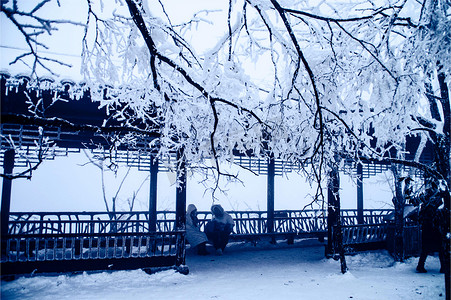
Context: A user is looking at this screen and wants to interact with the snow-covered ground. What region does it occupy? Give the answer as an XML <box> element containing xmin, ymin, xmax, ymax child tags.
<box><xmin>1</xmin><ymin>239</ymin><xmax>445</xmax><ymax>300</ymax></box>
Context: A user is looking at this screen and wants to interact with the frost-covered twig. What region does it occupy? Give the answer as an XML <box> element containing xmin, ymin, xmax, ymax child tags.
<box><xmin>1</xmin><ymin>1</ymin><xmax>84</xmax><ymax>77</ymax></box>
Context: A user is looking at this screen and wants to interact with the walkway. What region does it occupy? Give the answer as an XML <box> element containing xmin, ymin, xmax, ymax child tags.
<box><xmin>1</xmin><ymin>239</ymin><xmax>444</xmax><ymax>300</ymax></box>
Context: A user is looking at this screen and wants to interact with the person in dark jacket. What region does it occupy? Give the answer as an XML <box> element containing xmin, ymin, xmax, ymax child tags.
<box><xmin>414</xmin><ymin>180</ymin><xmax>446</xmax><ymax>273</ymax></box>
<box><xmin>204</xmin><ymin>204</ymin><xmax>234</xmax><ymax>255</ymax></box>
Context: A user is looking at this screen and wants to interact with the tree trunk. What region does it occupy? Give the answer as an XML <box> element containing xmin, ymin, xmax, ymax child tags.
<box><xmin>175</xmin><ymin>148</ymin><xmax>187</xmax><ymax>231</ymax></box>
<box><xmin>436</xmin><ymin>69</ymin><xmax>450</xmax><ymax>300</ymax></box>
<box><xmin>391</xmin><ymin>165</ymin><xmax>405</xmax><ymax>262</ymax></box>
<box><xmin>327</xmin><ymin>164</ymin><xmax>347</xmax><ymax>273</ymax></box>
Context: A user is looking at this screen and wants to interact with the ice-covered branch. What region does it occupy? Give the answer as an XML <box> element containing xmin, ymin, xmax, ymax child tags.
<box><xmin>1</xmin><ymin>1</ymin><xmax>84</xmax><ymax>76</ymax></box>
<box><xmin>125</xmin><ymin>1</ymin><xmax>269</xmax><ymax>140</ymax></box>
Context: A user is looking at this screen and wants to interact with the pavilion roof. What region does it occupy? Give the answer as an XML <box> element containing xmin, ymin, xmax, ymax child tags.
<box><xmin>0</xmin><ymin>72</ymin><xmax>433</xmax><ymax>177</ymax></box>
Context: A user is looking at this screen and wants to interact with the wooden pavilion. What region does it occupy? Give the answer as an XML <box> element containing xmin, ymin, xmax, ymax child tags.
<box><xmin>0</xmin><ymin>72</ymin><xmax>432</xmax><ymax>277</ymax></box>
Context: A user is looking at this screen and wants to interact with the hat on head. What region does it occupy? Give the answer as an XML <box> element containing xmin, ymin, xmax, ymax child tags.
<box><xmin>187</xmin><ymin>204</ymin><xmax>197</xmax><ymax>214</ymax></box>
<box><xmin>211</xmin><ymin>204</ymin><xmax>224</xmax><ymax>217</ymax></box>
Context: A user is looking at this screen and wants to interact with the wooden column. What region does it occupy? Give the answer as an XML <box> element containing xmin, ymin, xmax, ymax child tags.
<box><xmin>1</xmin><ymin>149</ymin><xmax>15</xmax><ymax>241</ymax></box>
<box><xmin>267</xmin><ymin>157</ymin><xmax>275</xmax><ymax>236</ymax></box>
<box><xmin>148</xmin><ymin>155</ymin><xmax>158</xmax><ymax>232</ymax></box>
<box><xmin>175</xmin><ymin>149</ymin><xmax>187</xmax><ymax>231</ymax></box>
<box><xmin>357</xmin><ymin>163</ymin><xmax>364</xmax><ymax>224</ymax></box>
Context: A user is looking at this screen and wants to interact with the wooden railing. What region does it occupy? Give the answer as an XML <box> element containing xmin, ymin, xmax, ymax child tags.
<box><xmin>2</xmin><ymin>212</ymin><xmax>187</xmax><ymax>276</ymax></box>
<box><xmin>341</xmin><ymin>224</ymin><xmax>388</xmax><ymax>245</ymax></box>
<box><xmin>3</xmin><ymin>231</ymin><xmax>184</xmax><ymax>262</ymax></box>
<box><xmin>8</xmin><ymin>209</ymin><xmax>393</xmax><ymax>236</ymax></box>
<box><xmin>1</xmin><ymin>230</ymin><xmax>186</xmax><ymax>277</ymax></box>
<box><xmin>2</xmin><ymin>209</ymin><xmax>394</xmax><ymax>276</ymax></box>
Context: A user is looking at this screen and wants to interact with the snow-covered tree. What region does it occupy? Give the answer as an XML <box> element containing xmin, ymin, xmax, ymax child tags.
<box><xmin>2</xmin><ymin>0</ymin><xmax>449</xmax><ymax>184</ymax></box>
<box><xmin>1</xmin><ymin>0</ymin><xmax>449</xmax><ymax>285</ymax></box>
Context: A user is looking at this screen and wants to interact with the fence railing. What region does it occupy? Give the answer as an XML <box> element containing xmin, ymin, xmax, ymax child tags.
<box><xmin>8</xmin><ymin>209</ymin><xmax>393</xmax><ymax>236</ymax></box>
<box><xmin>2</xmin><ymin>209</ymin><xmax>394</xmax><ymax>276</ymax></box>
<box><xmin>342</xmin><ymin>224</ymin><xmax>388</xmax><ymax>246</ymax></box>
<box><xmin>3</xmin><ymin>231</ymin><xmax>184</xmax><ymax>263</ymax></box>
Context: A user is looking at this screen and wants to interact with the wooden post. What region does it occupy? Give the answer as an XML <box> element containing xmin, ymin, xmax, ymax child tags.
<box><xmin>1</xmin><ymin>149</ymin><xmax>15</xmax><ymax>243</ymax></box>
<box><xmin>267</xmin><ymin>157</ymin><xmax>275</xmax><ymax>242</ymax></box>
<box><xmin>148</xmin><ymin>155</ymin><xmax>158</xmax><ymax>232</ymax></box>
<box><xmin>357</xmin><ymin>163</ymin><xmax>364</xmax><ymax>224</ymax></box>
<box><xmin>175</xmin><ymin>149</ymin><xmax>186</xmax><ymax>231</ymax></box>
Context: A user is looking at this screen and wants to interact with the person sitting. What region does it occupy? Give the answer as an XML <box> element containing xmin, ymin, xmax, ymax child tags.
<box><xmin>204</xmin><ymin>204</ymin><xmax>234</xmax><ymax>255</ymax></box>
<box><xmin>186</xmin><ymin>204</ymin><xmax>209</xmax><ymax>255</ymax></box>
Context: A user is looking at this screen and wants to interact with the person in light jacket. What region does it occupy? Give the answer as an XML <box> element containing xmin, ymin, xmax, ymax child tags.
<box><xmin>186</xmin><ymin>204</ymin><xmax>209</xmax><ymax>255</ymax></box>
<box><xmin>205</xmin><ymin>204</ymin><xmax>234</xmax><ymax>255</ymax></box>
